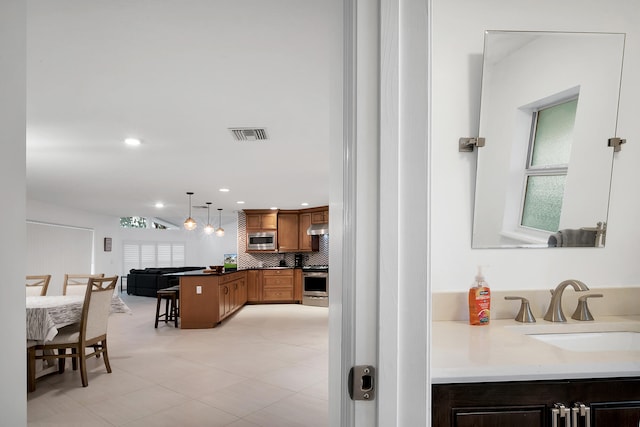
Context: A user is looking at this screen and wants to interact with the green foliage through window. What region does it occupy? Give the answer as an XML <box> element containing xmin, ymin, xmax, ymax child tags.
<box><xmin>120</xmin><ymin>217</ymin><xmax>147</xmax><ymax>228</ymax></box>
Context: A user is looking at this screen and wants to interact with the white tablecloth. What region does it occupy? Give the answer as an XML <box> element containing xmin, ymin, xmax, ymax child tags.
<box><xmin>26</xmin><ymin>294</ymin><xmax>131</xmax><ymax>342</ymax></box>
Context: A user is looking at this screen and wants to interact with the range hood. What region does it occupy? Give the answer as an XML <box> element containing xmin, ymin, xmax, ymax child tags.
<box><xmin>307</xmin><ymin>223</ymin><xmax>329</xmax><ymax>235</ymax></box>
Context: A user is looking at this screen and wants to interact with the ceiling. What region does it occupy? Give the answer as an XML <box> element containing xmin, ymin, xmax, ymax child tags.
<box><xmin>26</xmin><ymin>1</ymin><xmax>336</xmax><ymax>227</ymax></box>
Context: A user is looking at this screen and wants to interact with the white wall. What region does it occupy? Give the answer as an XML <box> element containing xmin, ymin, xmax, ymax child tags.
<box><xmin>431</xmin><ymin>0</ymin><xmax>640</xmax><ymax>291</ymax></box>
<box><xmin>0</xmin><ymin>0</ymin><xmax>27</xmax><ymax>423</ymax></box>
<box><xmin>26</xmin><ymin>199</ymin><xmax>239</xmax><ymax>284</ymax></box>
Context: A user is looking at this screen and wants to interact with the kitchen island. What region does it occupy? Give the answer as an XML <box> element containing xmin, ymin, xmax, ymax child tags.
<box><xmin>431</xmin><ymin>316</ymin><xmax>640</xmax><ymax>426</ymax></box>
<box><xmin>177</xmin><ymin>268</ymin><xmax>302</xmax><ymax>329</ymax></box>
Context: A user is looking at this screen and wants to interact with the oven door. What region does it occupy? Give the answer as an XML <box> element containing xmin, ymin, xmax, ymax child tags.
<box><xmin>302</xmin><ymin>272</ymin><xmax>328</xmax><ymax>306</ymax></box>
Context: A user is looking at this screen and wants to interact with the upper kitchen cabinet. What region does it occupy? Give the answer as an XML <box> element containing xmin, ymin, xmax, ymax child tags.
<box><xmin>298</xmin><ymin>212</ymin><xmax>319</xmax><ymax>252</ymax></box>
<box><xmin>277</xmin><ymin>212</ymin><xmax>300</xmax><ymax>252</ymax></box>
<box><xmin>311</xmin><ymin>209</ymin><xmax>329</xmax><ymax>224</ymax></box>
<box><xmin>245</xmin><ymin>210</ymin><xmax>278</xmax><ymax>230</ymax></box>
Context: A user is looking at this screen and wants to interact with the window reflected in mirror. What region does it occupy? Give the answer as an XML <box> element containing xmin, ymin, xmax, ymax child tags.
<box><xmin>471</xmin><ymin>31</ymin><xmax>625</xmax><ymax>249</ymax></box>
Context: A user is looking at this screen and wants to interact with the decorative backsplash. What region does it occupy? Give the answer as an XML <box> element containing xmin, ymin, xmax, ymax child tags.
<box><xmin>237</xmin><ymin>212</ymin><xmax>329</xmax><ymax>268</ymax></box>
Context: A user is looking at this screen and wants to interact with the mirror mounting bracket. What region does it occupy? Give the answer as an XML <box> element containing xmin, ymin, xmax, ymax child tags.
<box><xmin>608</xmin><ymin>137</ymin><xmax>627</xmax><ymax>152</ymax></box>
<box><xmin>459</xmin><ymin>137</ymin><xmax>485</xmax><ymax>152</ymax></box>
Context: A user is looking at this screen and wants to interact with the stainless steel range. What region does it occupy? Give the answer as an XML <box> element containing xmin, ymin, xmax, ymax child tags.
<box><xmin>302</xmin><ymin>265</ymin><xmax>328</xmax><ymax>307</ymax></box>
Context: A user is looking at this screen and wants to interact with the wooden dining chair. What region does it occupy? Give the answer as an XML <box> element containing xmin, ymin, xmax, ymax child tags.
<box><xmin>26</xmin><ymin>275</ymin><xmax>51</xmax><ymax>297</ymax></box>
<box><xmin>62</xmin><ymin>273</ymin><xmax>104</xmax><ymax>296</ymax></box>
<box><xmin>30</xmin><ymin>275</ymin><xmax>119</xmax><ymax>389</ymax></box>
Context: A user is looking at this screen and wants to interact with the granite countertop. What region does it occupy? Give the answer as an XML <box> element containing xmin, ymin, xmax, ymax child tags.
<box><xmin>173</xmin><ymin>267</ymin><xmax>298</xmax><ymax>276</ymax></box>
<box><xmin>431</xmin><ymin>315</ymin><xmax>640</xmax><ymax>384</ymax></box>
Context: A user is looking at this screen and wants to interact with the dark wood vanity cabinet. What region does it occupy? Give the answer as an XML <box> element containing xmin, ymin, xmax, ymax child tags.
<box><xmin>433</xmin><ymin>377</ymin><xmax>640</xmax><ymax>427</ymax></box>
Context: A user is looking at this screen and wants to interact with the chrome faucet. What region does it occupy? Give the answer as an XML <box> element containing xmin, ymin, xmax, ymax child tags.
<box><xmin>543</xmin><ymin>279</ymin><xmax>590</xmax><ymax>322</ymax></box>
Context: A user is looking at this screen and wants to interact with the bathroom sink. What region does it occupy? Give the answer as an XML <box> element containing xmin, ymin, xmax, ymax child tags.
<box><xmin>528</xmin><ymin>331</ymin><xmax>640</xmax><ymax>352</ymax></box>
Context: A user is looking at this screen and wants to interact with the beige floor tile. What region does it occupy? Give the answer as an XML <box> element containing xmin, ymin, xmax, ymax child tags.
<box><xmin>120</xmin><ymin>400</ymin><xmax>239</xmax><ymax>427</ymax></box>
<box><xmin>198</xmin><ymin>379</ymin><xmax>295</xmax><ymax>417</ymax></box>
<box><xmin>28</xmin><ymin>294</ymin><xmax>328</xmax><ymax>427</ymax></box>
<box><xmin>242</xmin><ymin>393</ymin><xmax>329</xmax><ymax>427</ymax></box>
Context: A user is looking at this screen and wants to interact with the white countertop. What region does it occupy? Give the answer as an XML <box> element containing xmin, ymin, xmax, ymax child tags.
<box><xmin>431</xmin><ymin>315</ymin><xmax>640</xmax><ymax>384</ymax></box>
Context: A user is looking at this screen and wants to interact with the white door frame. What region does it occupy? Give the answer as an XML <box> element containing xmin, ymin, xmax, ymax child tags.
<box><xmin>329</xmin><ymin>0</ymin><xmax>432</xmax><ymax>425</ymax></box>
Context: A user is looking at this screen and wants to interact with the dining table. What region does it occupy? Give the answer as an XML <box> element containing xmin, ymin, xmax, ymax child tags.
<box><xmin>26</xmin><ymin>293</ymin><xmax>131</xmax><ymax>343</ymax></box>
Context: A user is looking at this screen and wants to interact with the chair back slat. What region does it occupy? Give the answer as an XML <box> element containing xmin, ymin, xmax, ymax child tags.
<box><xmin>26</xmin><ymin>275</ymin><xmax>51</xmax><ymax>296</ymax></box>
<box><xmin>63</xmin><ymin>273</ymin><xmax>105</xmax><ymax>296</ymax></box>
<box><xmin>81</xmin><ymin>276</ymin><xmax>118</xmax><ymax>340</ymax></box>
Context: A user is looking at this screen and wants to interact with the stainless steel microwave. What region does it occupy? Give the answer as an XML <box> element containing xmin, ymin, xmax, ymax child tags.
<box><xmin>247</xmin><ymin>231</ymin><xmax>276</xmax><ymax>250</ymax></box>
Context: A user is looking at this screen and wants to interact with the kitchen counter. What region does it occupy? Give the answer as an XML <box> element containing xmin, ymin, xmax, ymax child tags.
<box><xmin>431</xmin><ymin>315</ymin><xmax>640</xmax><ymax>384</ymax></box>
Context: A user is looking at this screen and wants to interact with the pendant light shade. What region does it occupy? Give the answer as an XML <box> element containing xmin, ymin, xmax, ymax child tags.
<box><xmin>215</xmin><ymin>208</ymin><xmax>225</xmax><ymax>237</ymax></box>
<box><xmin>183</xmin><ymin>192</ymin><xmax>197</xmax><ymax>231</ymax></box>
<box><xmin>204</xmin><ymin>202</ymin><xmax>214</xmax><ymax>235</ymax></box>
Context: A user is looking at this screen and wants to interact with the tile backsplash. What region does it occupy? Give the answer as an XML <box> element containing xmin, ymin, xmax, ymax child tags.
<box><xmin>237</xmin><ymin>212</ymin><xmax>329</xmax><ymax>268</ymax></box>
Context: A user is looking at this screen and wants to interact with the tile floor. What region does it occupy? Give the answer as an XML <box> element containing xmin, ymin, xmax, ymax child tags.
<box><xmin>27</xmin><ymin>293</ymin><xmax>329</xmax><ymax>426</ymax></box>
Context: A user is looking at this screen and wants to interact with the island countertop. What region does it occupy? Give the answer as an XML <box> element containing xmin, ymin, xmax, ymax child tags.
<box><xmin>431</xmin><ymin>315</ymin><xmax>640</xmax><ymax>384</ymax></box>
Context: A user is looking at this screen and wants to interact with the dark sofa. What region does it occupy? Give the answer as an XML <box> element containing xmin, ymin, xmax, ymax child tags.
<box><xmin>127</xmin><ymin>267</ymin><xmax>205</xmax><ymax>297</ymax></box>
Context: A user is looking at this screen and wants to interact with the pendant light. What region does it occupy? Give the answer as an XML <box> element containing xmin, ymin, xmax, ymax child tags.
<box><xmin>204</xmin><ymin>202</ymin><xmax>214</xmax><ymax>235</ymax></box>
<box><xmin>215</xmin><ymin>208</ymin><xmax>225</xmax><ymax>237</ymax></box>
<box><xmin>183</xmin><ymin>192</ymin><xmax>197</xmax><ymax>231</ymax></box>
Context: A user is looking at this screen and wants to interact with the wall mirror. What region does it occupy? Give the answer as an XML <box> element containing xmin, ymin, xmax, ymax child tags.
<box><xmin>472</xmin><ymin>31</ymin><xmax>625</xmax><ymax>249</ymax></box>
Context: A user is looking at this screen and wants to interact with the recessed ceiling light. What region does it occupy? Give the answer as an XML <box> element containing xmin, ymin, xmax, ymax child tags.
<box><xmin>155</xmin><ymin>202</ymin><xmax>164</xmax><ymax>208</ymax></box>
<box><xmin>301</xmin><ymin>202</ymin><xmax>309</xmax><ymax>206</ymax></box>
<box><xmin>219</xmin><ymin>188</ymin><xmax>230</xmax><ymax>192</ymax></box>
<box><xmin>124</xmin><ymin>138</ymin><xmax>141</xmax><ymax>146</ymax></box>
<box><xmin>236</xmin><ymin>201</ymin><xmax>245</xmax><ymax>204</ymax></box>
<box><xmin>270</xmin><ymin>207</ymin><xmax>278</xmax><ymax>210</ymax></box>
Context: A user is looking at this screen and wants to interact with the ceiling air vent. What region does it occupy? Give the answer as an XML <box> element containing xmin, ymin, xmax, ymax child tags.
<box><xmin>229</xmin><ymin>128</ymin><xmax>269</xmax><ymax>141</ymax></box>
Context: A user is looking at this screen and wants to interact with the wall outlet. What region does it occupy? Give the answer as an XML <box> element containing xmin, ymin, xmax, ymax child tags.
<box><xmin>196</xmin><ymin>285</ymin><xmax>202</xmax><ymax>294</ymax></box>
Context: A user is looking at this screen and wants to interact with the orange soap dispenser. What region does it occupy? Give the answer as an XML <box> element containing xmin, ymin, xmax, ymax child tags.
<box><xmin>468</xmin><ymin>266</ymin><xmax>491</xmax><ymax>325</ymax></box>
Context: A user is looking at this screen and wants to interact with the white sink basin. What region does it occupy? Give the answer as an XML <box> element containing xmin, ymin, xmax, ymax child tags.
<box><xmin>528</xmin><ymin>331</ymin><xmax>640</xmax><ymax>352</ymax></box>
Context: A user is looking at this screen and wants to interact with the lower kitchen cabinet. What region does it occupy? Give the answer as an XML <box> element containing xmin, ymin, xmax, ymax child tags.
<box><xmin>218</xmin><ymin>272</ymin><xmax>246</xmax><ymax>322</ymax></box>
<box><xmin>247</xmin><ymin>269</ymin><xmax>261</xmax><ymax>302</ymax></box>
<box><xmin>432</xmin><ymin>377</ymin><xmax>640</xmax><ymax>427</ymax></box>
<box><xmin>262</xmin><ymin>269</ymin><xmax>294</xmax><ymax>302</ymax></box>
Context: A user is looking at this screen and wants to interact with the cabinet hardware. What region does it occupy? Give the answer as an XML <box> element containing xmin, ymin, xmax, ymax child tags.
<box><xmin>552</xmin><ymin>403</ymin><xmax>570</xmax><ymax>427</ymax></box>
<box><xmin>572</xmin><ymin>403</ymin><xmax>590</xmax><ymax>427</ymax></box>
<box><xmin>348</xmin><ymin>365</ymin><xmax>376</xmax><ymax>401</ymax></box>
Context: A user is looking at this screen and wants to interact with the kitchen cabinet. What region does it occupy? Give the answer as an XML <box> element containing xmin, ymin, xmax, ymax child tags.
<box><xmin>247</xmin><ymin>269</ymin><xmax>261</xmax><ymax>302</ymax></box>
<box><xmin>277</xmin><ymin>213</ymin><xmax>299</xmax><ymax>252</ymax></box>
<box><xmin>262</xmin><ymin>269</ymin><xmax>295</xmax><ymax>302</ymax></box>
<box><xmin>432</xmin><ymin>377</ymin><xmax>640</xmax><ymax>427</ymax></box>
<box><xmin>294</xmin><ymin>268</ymin><xmax>302</xmax><ymax>302</ymax></box>
<box><xmin>311</xmin><ymin>209</ymin><xmax>328</xmax><ymax>224</ymax></box>
<box><xmin>298</xmin><ymin>212</ymin><xmax>319</xmax><ymax>252</ymax></box>
<box><xmin>245</xmin><ymin>210</ymin><xmax>277</xmax><ymax>229</ymax></box>
<box><xmin>218</xmin><ymin>272</ymin><xmax>246</xmax><ymax>322</ymax></box>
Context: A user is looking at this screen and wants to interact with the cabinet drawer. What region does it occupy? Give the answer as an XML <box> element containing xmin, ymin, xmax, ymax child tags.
<box><xmin>263</xmin><ymin>277</ymin><xmax>293</xmax><ymax>287</ymax></box>
<box><xmin>219</xmin><ymin>274</ymin><xmax>238</xmax><ymax>284</ymax></box>
<box><xmin>262</xmin><ymin>269</ymin><xmax>293</xmax><ymax>277</ymax></box>
<box><xmin>263</xmin><ymin>287</ymin><xmax>294</xmax><ymax>301</ymax></box>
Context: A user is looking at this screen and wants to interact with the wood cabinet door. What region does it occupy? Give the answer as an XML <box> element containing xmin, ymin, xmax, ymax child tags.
<box><xmin>294</xmin><ymin>268</ymin><xmax>302</xmax><ymax>302</ymax></box>
<box><xmin>247</xmin><ymin>270</ymin><xmax>261</xmax><ymax>302</ymax></box>
<box><xmin>311</xmin><ymin>211</ymin><xmax>326</xmax><ymax>224</ymax></box>
<box><xmin>277</xmin><ymin>213</ymin><xmax>299</xmax><ymax>252</ymax></box>
<box><xmin>219</xmin><ymin>284</ymin><xmax>231</xmax><ymax>319</ymax></box>
<box><xmin>245</xmin><ymin>212</ymin><xmax>277</xmax><ymax>229</ymax></box>
<box><xmin>299</xmin><ymin>213</ymin><xmax>313</xmax><ymax>251</ymax></box>
<box><xmin>454</xmin><ymin>409</ymin><xmax>545</xmax><ymax>427</ymax></box>
<box><xmin>592</xmin><ymin>403</ymin><xmax>640</xmax><ymax>425</ymax></box>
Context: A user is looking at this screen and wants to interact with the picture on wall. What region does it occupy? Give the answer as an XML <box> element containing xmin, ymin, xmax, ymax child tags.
<box><xmin>224</xmin><ymin>253</ymin><xmax>237</xmax><ymax>271</ymax></box>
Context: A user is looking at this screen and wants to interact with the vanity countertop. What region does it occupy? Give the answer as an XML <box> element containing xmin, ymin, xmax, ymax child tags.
<box><xmin>432</xmin><ymin>315</ymin><xmax>640</xmax><ymax>384</ymax></box>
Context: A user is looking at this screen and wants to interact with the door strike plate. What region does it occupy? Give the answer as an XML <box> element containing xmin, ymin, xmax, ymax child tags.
<box><xmin>348</xmin><ymin>365</ymin><xmax>376</xmax><ymax>401</ymax></box>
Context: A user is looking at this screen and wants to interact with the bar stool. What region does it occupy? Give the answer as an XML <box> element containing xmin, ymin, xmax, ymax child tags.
<box><xmin>155</xmin><ymin>289</ymin><xmax>178</xmax><ymax>328</ymax></box>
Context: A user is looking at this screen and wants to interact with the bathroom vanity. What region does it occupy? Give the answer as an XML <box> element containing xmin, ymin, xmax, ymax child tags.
<box><xmin>431</xmin><ymin>317</ymin><xmax>640</xmax><ymax>426</ymax></box>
